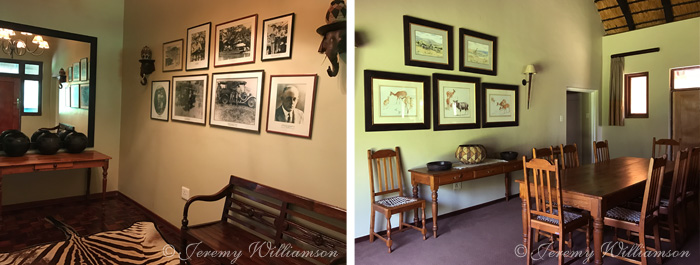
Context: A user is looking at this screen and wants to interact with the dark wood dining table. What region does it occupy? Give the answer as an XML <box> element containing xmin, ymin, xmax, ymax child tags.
<box><xmin>516</xmin><ymin>157</ymin><xmax>660</xmax><ymax>265</ymax></box>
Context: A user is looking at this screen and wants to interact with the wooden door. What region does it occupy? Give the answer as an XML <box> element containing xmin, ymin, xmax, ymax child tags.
<box><xmin>673</xmin><ymin>89</ymin><xmax>700</xmax><ymax>149</ymax></box>
<box><xmin>0</xmin><ymin>76</ymin><xmax>21</xmax><ymax>133</ymax></box>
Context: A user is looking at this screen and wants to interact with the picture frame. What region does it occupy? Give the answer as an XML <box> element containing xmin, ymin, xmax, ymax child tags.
<box><xmin>151</xmin><ymin>80</ymin><xmax>170</xmax><ymax>121</ymax></box>
<box><xmin>63</xmin><ymin>85</ymin><xmax>70</xmax><ymax>107</ymax></box>
<box><xmin>163</xmin><ymin>39</ymin><xmax>183</xmax><ymax>72</ymax></box>
<box><xmin>186</xmin><ymin>22</ymin><xmax>211</xmax><ymax>71</ymax></box>
<box><xmin>261</xmin><ymin>13</ymin><xmax>294</xmax><ymax>61</ymax></box>
<box><xmin>482</xmin><ymin>83</ymin><xmax>518</xmax><ymax>128</ymax></box>
<box><xmin>364</xmin><ymin>70</ymin><xmax>431</xmax><ymax>131</ymax></box>
<box><xmin>67</xmin><ymin>67</ymin><xmax>72</xmax><ymax>82</ymax></box>
<box><xmin>210</xmin><ymin>70</ymin><xmax>264</xmax><ymax>131</ymax></box>
<box><xmin>79</xmin><ymin>57</ymin><xmax>88</xmax><ymax>81</ymax></box>
<box><xmin>265</xmin><ymin>74</ymin><xmax>317</xmax><ymax>138</ymax></box>
<box><xmin>70</xmin><ymin>84</ymin><xmax>80</xmax><ymax>108</ymax></box>
<box><xmin>171</xmin><ymin>74</ymin><xmax>208</xmax><ymax>124</ymax></box>
<box><xmin>214</xmin><ymin>15</ymin><xmax>257</xmax><ymax>67</ymax></box>
<box><xmin>459</xmin><ymin>28</ymin><xmax>498</xmax><ymax>75</ymax></box>
<box><xmin>72</xmin><ymin>62</ymin><xmax>80</xmax><ymax>81</ymax></box>
<box><xmin>403</xmin><ymin>16</ymin><xmax>453</xmax><ymax>70</ymax></box>
<box><xmin>79</xmin><ymin>84</ymin><xmax>90</xmax><ymax>110</ymax></box>
<box><xmin>432</xmin><ymin>73</ymin><xmax>481</xmax><ymax>130</ymax></box>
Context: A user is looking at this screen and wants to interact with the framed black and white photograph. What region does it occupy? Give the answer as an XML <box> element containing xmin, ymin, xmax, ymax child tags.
<box><xmin>163</xmin><ymin>39</ymin><xmax>183</xmax><ymax>72</ymax></box>
<box><xmin>70</xmin><ymin>84</ymin><xmax>80</xmax><ymax>108</ymax></box>
<box><xmin>364</xmin><ymin>70</ymin><xmax>431</xmax><ymax>131</ymax></box>
<box><xmin>482</xmin><ymin>83</ymin><xmax>518</xmax><ymax>128</ymax></box>
<box><xmin>403</xmin><ymin>16</ymin><xmax>453</xmax><ymax>70</ymax></box>
<box><xmin>79</xmin><ymin>84</ymin><xmax>89</xmax><ymax>110</ymax></box>
<box><xmin>459</xmin><ymin>28</ymin><xmax>498</xmax><ymax>75</ymax></box>
<box><xmin>261</xmin><ymin>13</ymin><xmax>294</xmax><ymax>61</ymax></box>
<box><xmin>186</xmin><ymin>22</ymin><xmax>211</xmax><ymax>71</ymax></box>
<box><xmin>432</xmin><ymin>73</ymin><xmax>481</xmax><ymax>130</ymax></box>
<box><xmin>151</xmin><ymin>80</ymin><xmax>170</xmax><ymax>121</ymax></box>
<box><xmin>214</xmin><ymin>15</ymin><xmax>257</xmax><ymax>67</ymax></box>
<box><xmin>266</xmin><ymin>74</ymin><xmax>317</xmax><ymax>138</ymax></box>
<box><xmin>171</xmin><ymin>74</ymin><xmax>208</xmax><ymax>124</ymax></box>
<box><xmin>80</xmin><ymin>57</ymin><xmax>88</xmax><ymax>81</ymax></box>
<box><xmin>210</xmin><ymin>70</ymin><xmax>264</xmax><ymax>131</ymax></box>
<box><xmin>72</xmin><ymin>62</ymin><xmax>80</xmax><ymax>81</ymax></box>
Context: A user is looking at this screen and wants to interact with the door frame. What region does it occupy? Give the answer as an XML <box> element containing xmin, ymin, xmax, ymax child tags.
<box><xmin>566</xmin><ymin>86</ymin><xmax>598</xmax><ymax>163</ymax></box>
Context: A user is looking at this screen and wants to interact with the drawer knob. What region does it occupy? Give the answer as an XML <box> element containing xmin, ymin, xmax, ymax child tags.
<box><xmin>453</xmin><ymin>175</ymin><xmax>462</xmax><ymax>180</ymax></box>
<box><xmin>53</xmin><ymin>164</ymin><xmax>58</xmax><ymax>168</ymax></box>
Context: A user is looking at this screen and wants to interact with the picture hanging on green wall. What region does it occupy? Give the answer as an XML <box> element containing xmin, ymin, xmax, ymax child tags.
<box><xmin>432</xmin><ymin>73</ymin><xmax>481</xmax><ymax>130</ymax></box>
<box><xmin>364</xmin><ymin>70</ymin><xmax>431</xmax><ymax>131</ymax></box>
<box><xmin>403</xmin><ymin>16</ymin><xmax>453</xmax><ymax>70</ymax></box>
<box><xmin>459</xmin><ymin>28</ymin><xmax>497</xmax><ymax>76</ymax></box>
<box><xmin>482</xmin><ymin>83</ymin><xmax>518</xmax><ymax>128</ymax></box>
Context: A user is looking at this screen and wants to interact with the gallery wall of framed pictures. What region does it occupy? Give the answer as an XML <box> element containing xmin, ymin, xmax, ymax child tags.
<box><xmin>62</xmin><ymin>57</ymin><xmax>90</xmax><ymax>110</ymax></box>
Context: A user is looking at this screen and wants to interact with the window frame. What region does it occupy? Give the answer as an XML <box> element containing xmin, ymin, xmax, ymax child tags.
<box><xmin>0</xmin><ymin>58</ymin><xmax>43</xmax><ymax>116</ymax></box>
<box><xmin>624</xmin><ymin>71</ymin><xmax>649</xmax><ymax>119</ymax></box>
<box><xmin>670</xmin><ymin>65</ymin><xmax>700</xmax><ymax>91</ymax></box>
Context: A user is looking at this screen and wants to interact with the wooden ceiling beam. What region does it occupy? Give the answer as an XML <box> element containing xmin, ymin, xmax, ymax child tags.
<box><xmin>616</xmin><ymin>0</ymin><xmax>636</xmax><ymax>30</ymax></box>
<box><xmin>661</xmin><ymin>0</ymin><xmax>675</xmax><ymax>22</ymax></box>
<box><xmin>603</xmin><ymin>15</ymin><xmax>625</xmax><ymax>22</ymax></box>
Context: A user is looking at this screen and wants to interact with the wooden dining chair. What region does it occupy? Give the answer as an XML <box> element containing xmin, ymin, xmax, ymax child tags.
<box><xmin>603</xmin><ymin>155</ymin><xmax>666</xmax><ymax>265</ymax></box>
<box><xmin>684</xmin><ymin>147</ymin><xmax>700</xmax><ymax>227</ymax></box>
<box><xmin>652</xmin><ymin>137</ymin><xmax>681</xmax><ymax>160</ymax></box>
<box><xmin>522</xmin><ymin>157</ymin><xmax>590</xmax><ymax>265</ymax></box>
<box><xmin>656</xmin><ymin>148</ymin><xmax>690</xmax><ymax>251</ymax></box>
<box><xmin>368</xmin><ymin>147</ymin><xmax>427</xmax><ymax>253</ymax></box>
<box><xmin>532</xmin><ymin>147</ymin><xmax>555</xmax><ymax>162</ymax></box>
<box><xmin>559</xmin><ymin>143</ymin><xmax>580</xmax><ymax>170</ymax></box>
<box><xmin>593</xmin><ymin>140</ymin><xmax>610</xmax><ymax>164</ymax></box>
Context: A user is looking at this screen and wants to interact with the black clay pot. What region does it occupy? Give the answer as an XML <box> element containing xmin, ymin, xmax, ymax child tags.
<box><xmin>1</xmin><ymin>131</ymin><xmax>30</xmax><ymax>157</ymax></box>
<box><xmin>58</xmin><ymin>129</ymin><xmax>75</xmax><ymax>142</ymax></box>
<box><xmin>36</xmin><ymin>132</ymin><xmax>61</xmax><ymax>155</ymax></box>
<box><xmin>0</xmin><ymin>129</ymin><xmax>22</xmax><ymax>150</ymax></box>
<box><xmin>31</xmin><ymin>129</ymin><xmax>50</xmax><ymax>149</ymax></box>
<box><xmin>63</xmin><ymin>131</ymin><xmax>87</xmax><ymax>153</ymax></box>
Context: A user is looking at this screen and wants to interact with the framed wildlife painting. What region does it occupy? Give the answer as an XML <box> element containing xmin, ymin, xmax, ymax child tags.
<box><xmin>214</xmin><ymin>15</ymin><xmax>258</xmax><ymax>67</ymax></box>
<box><xmin>80</xmin><ymin>57</ymin><xmax>88</xmax><ymax>81</ymax></box>
<box><xmin>72</xmin><ymin>62</ymin><xmax>80</xmax><ymax>81</ymax></box>
<box><xmin>482</xmin><ymin>83</ymin><xmax>518</xmax><ymax>128</ymax></box>
<box><xmin>265</xmin><ymin>74</ymin><xmax>317</xmax><ymax>138</ymax></box>
<box><xmin>432</xmin><ymin>73</ymin><xmax>481</xmax><ymax>130</ymax></box>
<box><xmin>151</xmin><ymin>80</ymin><xmax>170</xmax><ymax>121</ymax></box>
<box><xmin>163</xmin><ymin>39</ymin><xmax>183</xmax><ymax>72</ymax></box>
<box><xmin>403</xmin><ymin>16</ymin><xmax>453</xmax><ymax>70</ymax></box>
<box><xmin>364</xmin><ymin>70</ymin><xmax>431</xmax><ymax>131</ymax></box>
<box><xmin>210</xmin><ymin>70</ymin><xmax>264</xmax><ymax>131</ymax></box>
<box><xmin>186</xmin><ymin>22</ymin><xmax>211</xmax><ymax>71</ymax></box>
<box><xmin>261</xmin><ymin>13</ymin><xmax>294</xmax><ymax>61</ymax></box>
<box><xmin>79</xmin><ymin>84</ymin><xmax>90</xmax><ymax>110</ymax></box>
<box><xmin>459</xmin><ymin>28</ymin><xmax>498</xmax><ymax>75</ymax></box>
<box><xmin>171</xmin><ymin>74</ymin><xmax>208</xmax><ymax>124</ymax></box>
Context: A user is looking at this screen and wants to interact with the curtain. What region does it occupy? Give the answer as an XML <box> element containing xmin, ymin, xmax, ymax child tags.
<box><xmin>609</xmin><ymin>57</ymin><xmax>625</xmax><ymax>126</ymax></box>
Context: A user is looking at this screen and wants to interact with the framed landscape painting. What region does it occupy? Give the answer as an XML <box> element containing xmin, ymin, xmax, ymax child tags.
<box><xmin>459</xmin><ymin>28</ymin><xmax>498</xmax><ymax>75</ymax></box>
<box><xmin>215</xmin><ymin>15</ymin><xmax>258</xmax><ymax>67</ymax></box>
<box><xmin>364</xmin><ymin>70</ymin><xmax>431</xmax><ymax>131</ymax></box>
<box><xmin>151</xmin><ymin>80</ymin><xmax>170</xmax><ymax>121</ymax></box>
<box><xmin>432</xmin><ymin>73</ymin><xmax>481</xmax><ymax>130</ymax></box>
<box><xmin>482</xmin><ymin>83</ymin><xmax>518</xmax><ymax>128</ymax></box>
<box><xmin>265</xmin><ymin>74</ymin><xmax>317</xmax><ymax>138</ymax></box>
<box><xmin>403</xmin><ymin>16</ymin><xmax>453</xmax><ymax>70</ymax></box>
<box><xmin>210</xmin><ymin>70</ymin><xmax>264</xmax><ymax>131</ymax></box>
<box><xmin>186</xmin><ymin>22</ymin><xmax>211</xmax><ymax>71</ymax></box>
<box><xmin>163</xmin><ymin>39</ymin><xmax>183</xmax><ymax>72</ymax></box>
<box><xmin>261</xmin><ymin>13</ymin><xmax>294</xmax><ymax>61</ymax></box>
<box><xmin>171</xmin><ymin>74</ymin><xmax>208</xmax><ymax>124</ymax></box>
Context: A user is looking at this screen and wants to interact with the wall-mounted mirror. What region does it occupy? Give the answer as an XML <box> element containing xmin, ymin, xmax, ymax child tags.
<box><xmin>0</xmin><ymin>20</ymin><xmax>96</xmax><ymax>147</ymax></box>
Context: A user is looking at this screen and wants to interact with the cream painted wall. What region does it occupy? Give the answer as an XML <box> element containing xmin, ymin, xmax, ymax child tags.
<box><xmin>0</xmin><ymin>0</ymin><xmax>124</xmax><ymax>204</ymax></box>
<box><xmin>120</xmin><ymin>0</ymin><xmax>346</xmax><ymax>227</ymax></box>
<box><xmin>601</xmin><ymin>18</ymin><xmax>700</xmax><ymax>159</ymax></box>
<box><xmin>54</xmin><ymin>39</ymin><xmax>90</xmax><ymax>134</ymax></box>
<box><xmin>355</xmin><ymin>0</ymin><xmax>603</xmax><ymax>237</ymax></box>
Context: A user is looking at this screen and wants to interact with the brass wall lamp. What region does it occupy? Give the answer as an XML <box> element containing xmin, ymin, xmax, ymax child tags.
<box><xmin>139</xmin><ymin>46</ymin><xmax>155</xmax><ymax>85</ymax></box>
<box><xmin>521</xmin><ymin>64</ymin><xmax>536</xmax><ymax>109</ymax></box>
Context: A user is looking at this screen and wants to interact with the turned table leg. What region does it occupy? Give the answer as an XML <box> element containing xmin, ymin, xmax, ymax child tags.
<box><xmin>85</xmin><ymin>168</ymin><xmax>91</xmax><ymax>201</ymax></box>
<box><xmin>431</xmin><ymin>187</ymin><xmax>438</xmax><ymax>238</ymax></box>
<box><xmin>102</xmin><ymin>161</ymin><xmax>109</xmax><ymax>201</ymax></box>
<box><xmin>412</xmin><ymin>184</ymin><xmax>419</xmax><ymax>225</ymax></box>
<box><xmin>505</xmin><ymin>172</ymin><xmax>511</xmax><ymax>201</ymax></box>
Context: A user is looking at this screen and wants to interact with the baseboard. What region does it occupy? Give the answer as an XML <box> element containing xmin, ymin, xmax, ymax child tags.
<box><xmin>3</xmin><ymin>191</ymin><xmax>119</xmax><ymax>212</ymax></box>
<box><xmin>116</xmin><ymin>192</ymin><xmax>180</xmax><ymax>236</ymax></box>
<box><xmin>355</xmin><ymin>194</ymin><xmax>520</xmax><ymax>243</ymax></box>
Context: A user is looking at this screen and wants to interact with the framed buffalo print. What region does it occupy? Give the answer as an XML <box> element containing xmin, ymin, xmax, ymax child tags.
<box><xmin>364</xmin><ymin>70</ymin><xmax>431</xmax><ymax>131</ymax></box>
<box><xmin>459</xmin><ymin>28</ymin><xmax>498</xmax><ymax>75</ymax></box>
<box><xmin>403</xmin><ymin>16</ymin><xmax>453</xmax><ymax>70</ymax></box>
<box><xmin>482</xmin><ymin>83</ymin><xmax>518</xmax><ymax>128</ymax></box>
<box><xmin>210</xmin><ymin>70</ymin><xmax>264</xmax><ymax>131</ymax></box>
<box><xmin>261</xmin><ymin>13</ymin><xmax>294</xmax><ymax>61</ymax></box>
<box><xmin>432</xmin><ymin>73</ymin><xmax>480</xmax><ymax>130</ymax></box>
<box><xmin>163</xmin><ymin>39</ymin><xmax>183</xmax><ymax>72</ymax></box>
<box><xmin>171</xmin><ymin>74</ymin><xmax>208</xmax><ymax>124</ymax></box>
<box><xmin>214</xmin><ymin>15</ymin><xmax>258</xmax><ymax>67</ymax></box>
<box><xmin>266</xmin><ymin>74</ymin><xmax>317</xmax><ymax>138</ymax></box>
<box><xmin>186</xmin><ymin>22</ymin><xmax>211</xmax><ymax>71</ymax></box>
<box><xmin>151</xmin><ymin>80</ymin><xmax>170</xmax><ymax>121</ymax></box>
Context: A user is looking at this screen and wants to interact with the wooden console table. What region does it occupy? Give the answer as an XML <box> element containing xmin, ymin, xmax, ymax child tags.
<box><xmin>0</xmin><ymin>151</ymin><xmax>111</xmax><ymax>222</ymax></box>
<box><xmin>409</xmin><ymin>159</ymin><xmax>523</xmax><ymax>238</ymax></box>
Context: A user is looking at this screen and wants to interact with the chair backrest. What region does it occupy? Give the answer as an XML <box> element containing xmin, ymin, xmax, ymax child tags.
<box><xmin>559</xmin><ymin>143</ymin><xmax>580</xmax><ymax>170</ymax></box>
<box><xmin>368</xmin><ymin>147</ymin><xmax>405</xmax><ymax>201</ymax></box>
<box><xmin>685</xmin><ymin>147</ymin><xmax>700</xmax><ymax>195</ymax></box>
<box><xmin>652</xmin><ymin>137</ymin><xmax>681</xmax><ymax>160</ymax></box>
<box><xmin>639</xmin><ymin>155</ymin><xmax>667</xmax><ymax>226</ymax></box>
<box><xmin>522</xmin><ymin>157</ymin><xmax>563</xmax><ymax>228</ymax></box>
<box><xmin>593</xmin><ymin>140</ymin><xmax>610</xmax><ymax>164</ymax></box>
<box><xmin>532</xmin><ymin>147</ymin><xmax>555</xmax><ymax>162</ymax></box>
<box><xmin>669</xmin><ymin>149</ymin><xmax>691</xmax><ymax>204</ymax></box>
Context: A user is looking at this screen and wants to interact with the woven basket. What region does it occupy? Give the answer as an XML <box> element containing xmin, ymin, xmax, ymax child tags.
<box><xmin>455</xmin><ymin>144</ymin><xmax>486</xmax><ymax>164</ymax></box>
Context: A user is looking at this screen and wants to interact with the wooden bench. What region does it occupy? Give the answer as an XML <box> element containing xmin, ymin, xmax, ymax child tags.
<box><xmin>181</xmin><ymin>176</ymin><xmax>346</xmax><ymax>265</ymax></box>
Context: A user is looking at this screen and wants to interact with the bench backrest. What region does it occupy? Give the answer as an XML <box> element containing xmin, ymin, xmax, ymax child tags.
<box><xmin>225</xmin><ymin>175</ymin><xmax>346</xmax><ymax>264</ymax></box>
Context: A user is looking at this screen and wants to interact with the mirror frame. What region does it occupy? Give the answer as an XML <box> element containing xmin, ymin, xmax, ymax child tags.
<box><xmin>0</xmin><ymin>20</ymin><xmax>97</xmax><ymax>147</ymax></box>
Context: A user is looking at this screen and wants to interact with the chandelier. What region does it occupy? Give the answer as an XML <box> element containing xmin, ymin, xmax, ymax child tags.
<box><xmin>0</xmin><ymin>28</ymin><xmax>50</xmax><ymax>58</ymax></box>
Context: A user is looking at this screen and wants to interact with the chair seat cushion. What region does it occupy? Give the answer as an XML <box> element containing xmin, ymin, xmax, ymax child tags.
<box><xmin>376</xmin><ymin>196</ymin><xmax>417</xmax><ymax>208</ymax></box>
<box><xmin>535</xmin><ymin>209</ymin><xmax>583</xmax><ymax>225</ymax></box>
<box><xmin>606</xmin><ymin>207</ymin><xmax>640</xmax><ymax>223</ymax></box>
<box><xmin>660</xmin><ymin>198</ymin><xmax>669</xmax><ymax>207</ymax></box>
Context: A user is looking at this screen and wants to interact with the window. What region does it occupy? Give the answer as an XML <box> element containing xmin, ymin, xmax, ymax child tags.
<box><xmin>625</xmin><ymin>72</ymin><xmax>648</xmax><ymax>118</ymax></box>
<box><xmin>671</xmin><ymin>65</ymin><xmax>700</xmax><ymax>90</ymax></box>
<box><xmin>0</xmin><ymin>59</ymin><xmax>42</xmax><ymax>115</ymax></box>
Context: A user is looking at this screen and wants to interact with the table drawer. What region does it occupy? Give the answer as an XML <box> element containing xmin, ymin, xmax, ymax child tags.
<box><xmin>503</xmin><ymin>162</ymin><xmax>523</xmax><ymax>172</ymax></box>
<box><xmin>474</xmin><ymin>167</ymin><xmax>503</xmax><ymax>179</ymax></box>
<box><xmin>436</xmin><ymin>173</ymin><xmax>470</xmax><ymax>185</ymax></box>
<box><xmin>35</xmin><ymin>162</ymin><xmax>74</xmax><ymax>171</ymax></box>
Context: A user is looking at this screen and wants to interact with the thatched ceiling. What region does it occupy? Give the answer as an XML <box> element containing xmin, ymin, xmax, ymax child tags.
<box><xmin>595</xmin><ymin>0</ymin><xmax>700</xmax><ymax>35</ymax></box>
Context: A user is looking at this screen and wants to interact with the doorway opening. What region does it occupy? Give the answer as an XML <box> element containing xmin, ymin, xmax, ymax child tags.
<box><xmin>566</xmin><ymin>87</ymin><xmax>598</xmax><ymax>165</ymax></box>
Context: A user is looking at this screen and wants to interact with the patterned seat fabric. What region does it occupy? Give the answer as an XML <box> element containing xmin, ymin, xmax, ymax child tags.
<box><xmin>535</xmin><ymin>209</ymin><xmax>583</xmax><ymax>225</ymax></box>
<box><xmin>606</xmin><ymin>206</ymin><xmax>641</xmax><ymax>223</ymax></box>
<box><xmin>376</xmin><ymin>196</ymin><xmax>417</xmax><ymax>208</ymax></box>
<box><xmin>660</xmin><ymin>199</ymin><xmax>669</xmax><ymax>207</ymax></box>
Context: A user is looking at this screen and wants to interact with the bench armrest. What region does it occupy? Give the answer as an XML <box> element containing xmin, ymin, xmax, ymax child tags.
<box><xmin>181</xmin><ymin>183</ymin><xmax>233</xmax><ymax>230</ymax></box>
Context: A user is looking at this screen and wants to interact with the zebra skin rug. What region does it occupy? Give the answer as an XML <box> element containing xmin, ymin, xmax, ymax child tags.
<box><xmin>0</xmin><ymin>218</ymin><xmax>179</xmax><ymax>265</ymax></box>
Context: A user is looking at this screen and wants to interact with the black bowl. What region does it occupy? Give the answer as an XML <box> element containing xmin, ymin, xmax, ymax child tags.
<box><xmin>500</xmin><ymin>151</ymin><xmax>518</xmax><ymax>161</ymax></box>
<box><xmin>427</xmin><ymin>161</ymin><xmax>452</xmax><ymax>171</ymax></box>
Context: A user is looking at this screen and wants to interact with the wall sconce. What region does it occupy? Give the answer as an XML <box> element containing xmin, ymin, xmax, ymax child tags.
<box><xmin>139</xmin><ymin>46</ymin><xmax>155</xmax><ymax>85</ymax></box>
<box><xmin>57</xmin><ymin>68</ymin><xmax>67</xmax><ymax>89</ymax></box>
<box><xmin>521</xmin><ymin>64</ymin><xmax>536</xmax><ymax>109</ymax></box>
